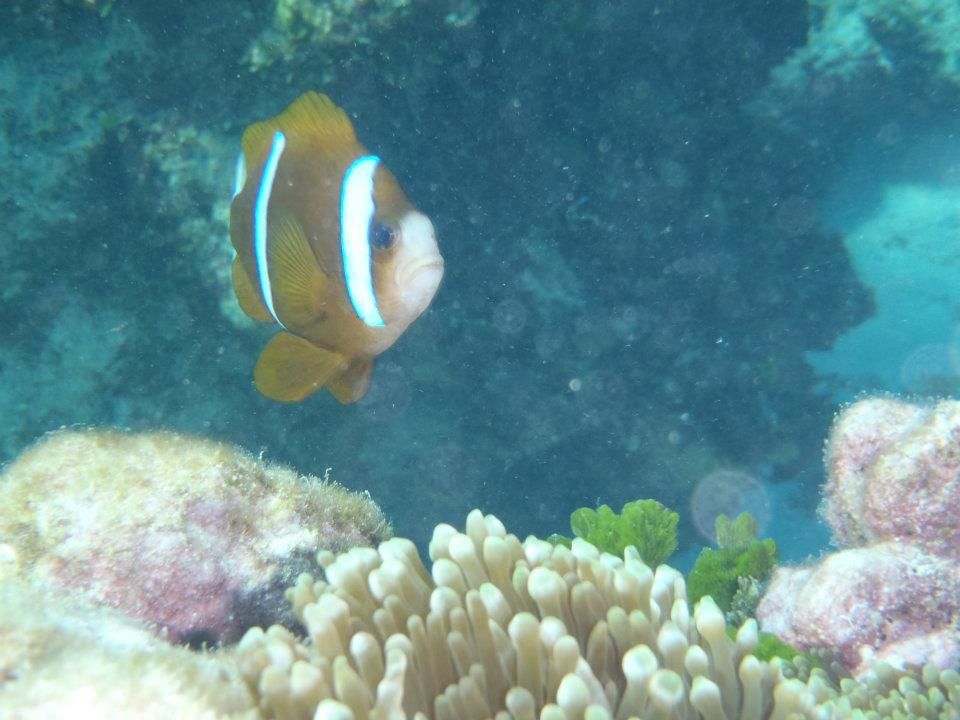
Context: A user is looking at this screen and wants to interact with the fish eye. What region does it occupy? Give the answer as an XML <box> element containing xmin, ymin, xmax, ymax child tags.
<box><xmin>370</xmin><ymin>221</ymin><xmax>396</xmax><ymax>250</ymax></box>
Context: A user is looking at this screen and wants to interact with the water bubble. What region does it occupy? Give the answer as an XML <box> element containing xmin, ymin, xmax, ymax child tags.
<box><xmin>690</xmin><ymin>470</ymin><xmax>770</xmax><ymax>544</ymax></box>
<box><xmin>493</xmin><ymin>298</ymin><xmax>528</xmax><ymax>335</ymax></box>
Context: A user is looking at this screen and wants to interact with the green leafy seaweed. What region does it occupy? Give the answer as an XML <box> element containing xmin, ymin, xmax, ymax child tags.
<box><xmin>562</xmin><ymin>499</ymin><xmax>678</xmax><ymax>566</ymax></box>
<box><xmin>687</xmin><ymin>537</ymin><xmax>778</xmax><ymax>612</ymax></box>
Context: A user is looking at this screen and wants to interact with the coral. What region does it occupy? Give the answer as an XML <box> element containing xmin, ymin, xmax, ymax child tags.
<box><xmin>755</xmin><ymin>0</ymin><xmax>960</xmax><ymax>123</ymax></box>
<box><xmin>821</xmin><ymin>396</ymin><xmax>960</xmax><ymax>555</ymax></box>
<box><xmin>245</xmin><ymin>0</ymin><xmax>422</xmax><ymax>72</ymax></box>
<box><xmin>0</xmin><ymin>575</ymin><xmax>256</xmax><ymax>718</ymax></box>
<box><xmin>757</xmin><ymin>541</ymin><xmax>960</xmax><ymax>677</ymax></box>
<box><xmin>687</xmin><ymin>539</ymin><xmax>778</xmax><ymax>615</ymax></box>
<box><xmin>563</xmin><ymin>499</ymin><xmax>679</xmax><ymax>567</ymax></box>
<box><xmin>236</xmin><ymin>510</ymin><xmax>823</xmax><ymax>719</ymax></box>
<box><xmin>758</xmin><ymin>397</ymin><xmax>960</xmax><ymax>677</ymax></box>
<box><xmin>0</xmin><ymin>429</ymin><xmax>391</xmax><ymax>645</ymax></box>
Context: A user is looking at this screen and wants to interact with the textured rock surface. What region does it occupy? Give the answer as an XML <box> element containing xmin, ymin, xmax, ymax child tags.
<box><xmin>0</xmin><ymin>575</ymin><xmax>256</xmax><ymax>718</ymax></box>
<box><xmin>822</xmin><ymin>396</ymin><xmax>960</xmax><ymax>555</ymax></box>
<box><xmin>0</xmin><ymin>429</ymin><xmax>391</xmax><ymax>644</ymax></box>
<box><xmin>759</xmin><ymin>397</ymin><xmax>960</xmax><ymax>676</ymax></box>
<box><xmin>758</xmin><ymin>541</ymin><xmax>960</xmax><ymax>676</ymax></box>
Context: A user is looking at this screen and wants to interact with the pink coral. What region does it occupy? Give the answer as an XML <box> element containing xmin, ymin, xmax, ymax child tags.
<box><xmin>758</xmin><ymin>397</ymin><xmax>960</xmax><ymax>676</ymax></box>
<box><xmin>822</xmin><ymin>397</ymin><xmax>960</xmax><ymax>554</ymax></box>
<box><xmin>0</xmin><ymin>429</ymin><xmax>390</xmax><ymax>645</ymax></box>
<box><xmin>757</xmin><ymin>542</ymin><xmax>960</xmax><ymax>675</ymax></box>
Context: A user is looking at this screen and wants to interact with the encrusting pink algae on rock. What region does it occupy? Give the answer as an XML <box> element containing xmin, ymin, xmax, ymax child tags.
<box><xmin>0</xmin><ymin>428</ymin><xmax>391</xmax><ymax>646</ymax></box>
<box><xmin>821</xmin><ymin>396</ymin><xmax>960</xmax><ymax>554</ymax></box>
<box><xmin>758</xmin><ymin>396</ymin><xmax>960</xmax><ymax>677</ymax></box>
<box><xmin>0</xmin><ymin>574</ymin><xmax>257</xmax><ymax>718</ymax></box>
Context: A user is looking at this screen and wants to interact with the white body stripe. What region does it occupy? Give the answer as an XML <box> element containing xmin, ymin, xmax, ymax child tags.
<box><xmin>254</xmin><ymin>131</ymin><xmax>287</xmax><ymax>326</ymax></box>
<box><xmin>340</xmin><ymin>155</ymin><xmax>385</xmax><ymax>327</ymax></box>
<box><xmin>233</xmin><ymin>152</ymin><xmax>247</xmax><ymax>199</ymax></box>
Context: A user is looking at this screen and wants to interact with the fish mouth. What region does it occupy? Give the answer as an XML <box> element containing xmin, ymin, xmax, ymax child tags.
<box><xmin>397</xmin><ymin>256</ymin><xmax>445</xmax><ymax>288</ymax></box>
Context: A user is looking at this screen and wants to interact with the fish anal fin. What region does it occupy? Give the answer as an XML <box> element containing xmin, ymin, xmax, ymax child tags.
<box><xmin>254</xmin><ymin>332</ymin><xmax>346</xmax><ymax>403</ymax></box>
<box><xmin>232</xmin><ymin>258</ymin><xmax>274</xmax><ymax>324</ymax></box>
<box><xmin>328</xmin><ymin>359</ymin><xmax>374</xmax><ymax>404</ymax></box>
<box><xmin>268</xmin><ymin>214</ymin><xmax>330</xmax><ymax>329</ymax></box>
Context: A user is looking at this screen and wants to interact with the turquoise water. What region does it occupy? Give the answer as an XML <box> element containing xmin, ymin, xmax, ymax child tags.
<box><xmin>2</xmin><ymin>0</ymin><xmax>957</xmax><ymax>565</ymax></box>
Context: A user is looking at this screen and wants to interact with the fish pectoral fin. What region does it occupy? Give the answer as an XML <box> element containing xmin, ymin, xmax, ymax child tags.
<box><xmin>232</xmin><ymin>258</ymin><xmax>275</xmax><ymax>323</ymax></box>
<box><xmin>327</xmin><ymin>359</ymin><xmax>374</xmax><ymax>404</ymax></box>
<box><xmin>268</xmin><ymin>214</ymin><xmax>330</xmax><ymax>328</ymax></box>
<box><xmin>254</xmin><ymin>331</ymin><xmax>346</xmax><ymax>403</ymax></box>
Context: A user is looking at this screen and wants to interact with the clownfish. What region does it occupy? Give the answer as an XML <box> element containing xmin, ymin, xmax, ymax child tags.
<box><xmin>229</xmin><ymin>92</ymin><xmax>444</xmax><ymax>403</ymax></box>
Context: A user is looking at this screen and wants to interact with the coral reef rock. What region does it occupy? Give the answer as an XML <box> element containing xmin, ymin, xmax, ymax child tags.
<box><xmin>237</xmin><ymin>509</ymin><xmax>826</xmax><ymax>720</ymax></box>
<box><xmin>758</xmin><ymin>397</ymin><xmax>960</xmax><ymax>676</ymax></box>
<box><xmin>0</xmin><ymin>429</ymin><xmax>391</xmax><ymax>645</ymax></box>
<box><xmin>758</xmin><ymin>541</ymin><xmax>960</xmax><ymax>676</ymax></box>
<box><xmin>0</xmin><ymin>575</ymin><xmax>256</xmax><ymax>719</ymax></box>
<box><xmin>822</xmin><ymin>396</ymin><xmax>960</xmax><ymax>554</ymax></box>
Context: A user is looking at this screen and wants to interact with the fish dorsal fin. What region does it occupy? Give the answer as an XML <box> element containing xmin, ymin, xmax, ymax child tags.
<box><xmin>267</xmin><ymin>214</ymin><xmax>331</xmax><ymax>329</ymax></box>
<box><xmin>240</xmin><ymin>92</ymin><xmax>357</xmax><ymax>172</ymax></box>
<box><xmin>254</xmin><ymin>331</ymin><xmax>347</xmax><ymax>402</ymax></box>
<box><xmin>328</xmin><ymin>359</ymin><xmax>374</xmax><ymax>404</ymax></box>
<box><xmin>231</xmin><ymin>257</ymin><xmax>274</xmax><ymax>323</ymax></box>
<box><xmin>277</xmin><ymin>92</ymin><xmax>357</xmax><ymax>147</ymax></box>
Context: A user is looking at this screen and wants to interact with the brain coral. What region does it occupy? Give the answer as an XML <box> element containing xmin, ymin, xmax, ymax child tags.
<box><xmin>0</xmin><ymin>428</ymin><xmax>391</xmax><ymax>645</ymax></box>
<box><xmin>237</xmin><ymin>510</ymin><xmax>823</xmax><ymax>720</ymax></box>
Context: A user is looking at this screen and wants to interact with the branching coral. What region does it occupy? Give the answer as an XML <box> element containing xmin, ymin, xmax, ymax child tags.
<box><xmin>236</xmin><ymin>510</ymin><xmax>820</xmax><ymax>719</ymax></box>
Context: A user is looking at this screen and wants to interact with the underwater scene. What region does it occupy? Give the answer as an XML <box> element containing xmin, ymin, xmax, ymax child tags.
<box><xmin>2</xmin><ymin>0</ymin><xmax>959</xmax><ymax>717</ymax></box>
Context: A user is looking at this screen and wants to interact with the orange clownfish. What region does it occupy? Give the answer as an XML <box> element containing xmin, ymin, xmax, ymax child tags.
<box><xmin>229</xmin><ymin>92</ymin><xmax>444</xmax><ymax>403</ymax></box>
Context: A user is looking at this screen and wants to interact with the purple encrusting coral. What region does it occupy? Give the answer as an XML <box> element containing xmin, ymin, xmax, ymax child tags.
<box><xmin>758</xmin><ymin>397</ymin><xmax>960</xmax><ymax>676</ymax></box>
<box><xmin>0</xmin><ymin>429</ymin><xmax>391</xmax><ymax>645</ymax></box>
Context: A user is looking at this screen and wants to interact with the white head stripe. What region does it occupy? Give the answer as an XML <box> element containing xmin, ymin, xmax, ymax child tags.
<box><xmin>340</xmin><ymin>155</ymin><xmax>385</xmax><ymax>328</ymax></box>
<box><xmin>253</xmin><ymin>131</ymin><xmax>287</xmax><ymax>326</ymax></box>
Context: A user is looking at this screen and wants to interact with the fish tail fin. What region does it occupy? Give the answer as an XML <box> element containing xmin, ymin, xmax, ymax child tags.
<box><xmin>254</xmin><ymin>331</ymin><xmax>347</xmax><ymax>403</ymax></box>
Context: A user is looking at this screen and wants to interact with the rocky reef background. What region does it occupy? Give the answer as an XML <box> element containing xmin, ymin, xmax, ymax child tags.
<box><xmin>2</xmin><ymin>0</ymin><xmax>959</xmax><ymax>554</ymax></box>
